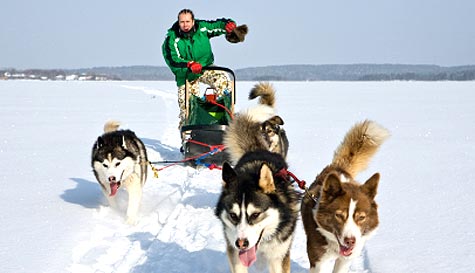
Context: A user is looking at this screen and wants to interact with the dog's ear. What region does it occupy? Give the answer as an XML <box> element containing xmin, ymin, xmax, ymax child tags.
<box><xmin>121</xmin><ymin>135</ymin><xmax>127</xmax><ymax>149</ymax></box>
<box><xmin>258</xmin><ymin>164</ymin><xmax>276</xmax><ymax>193</ymax></box>
<box><xmin>322</xmin><ymin>173</ymin><xmax>344</xmax><ymax>200</ymax></box>
<box><xmin>268</xmin><ymin>115</ymin><xmax>284</xmax><ymax>126</ymax></box>
<box><xmin>96</xmin><ymin>137</ymin><xmax>104</xmax><ymax>148</ymax></box>
<box><xmin>222</xmin><ymin>162</ymin><xmax>237</xmax><ymax>188</ymax></box>
<box><xmin>226</xmin><ymin>24</ymin><xmax>248</xmax><ymax>43</ymax></box>
<box><xmin>262</xmin><ymin>116</ymin><xmax>284</xmax><ymax>134</ymax></box>
<box><xmin>361</xmin><ymin>173</ymin><xmax>380</xmax><ymax>200</ymax></box>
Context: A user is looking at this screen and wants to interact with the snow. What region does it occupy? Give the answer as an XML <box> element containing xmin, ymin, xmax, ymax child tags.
<box><xmin>1</xmin><ymin>80</ymin><xmax>474</xmax><ymax>273</ymax></box>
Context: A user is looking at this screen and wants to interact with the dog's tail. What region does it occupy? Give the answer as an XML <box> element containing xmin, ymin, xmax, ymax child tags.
<box><xmin>332</xmin><ymin>120</ymin><xmax>390</xmax><ymax>178</ymax></box>
<box><xmin>224</xmin><ymin>82</ymin><xmax>281</xmax><ymax>164</ymax></box>
<box><xmin>103</xmin><ymin>120</ymin><xmax>121</xmax><ymax>133</ymax></box>
<box><xmin>249</xmin><ymin>82</ymin><xmax>276</xmax><ymax>107</ymax></box>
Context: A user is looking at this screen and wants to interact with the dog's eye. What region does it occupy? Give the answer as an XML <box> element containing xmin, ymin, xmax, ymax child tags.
<box><xmin>335</xmin><ymin>211</ymin><xmax>346</xmax><ymax>222</ymax></box>
<box><xmin>356</xmin><ymin>213</ymin><xmax>366</xmax><ymax>222</ymax></box>
<box><xmin>249</xmin><ymin>212</ymin><xmax>260</xmax><ymax>222</ymax></box>
<box><xmin>229</xmin><ymin>213</ymin><xmax>239</xmax><ymax>222</ymax></box>
<box><xmin>115</xmin><ymin>162</ymin><xmax>121</xmax><ymax>167</ymax></box>
<box><xmin>103</xmin><ymin>163</ymin><xmax>109</xmax><ymax>168</ymax></box>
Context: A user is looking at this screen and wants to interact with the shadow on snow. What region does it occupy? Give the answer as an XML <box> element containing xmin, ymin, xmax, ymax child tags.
<box><xmin>61</xmin><ymin>178</ymin><xmax>103</xmax><ymax>209</ymax></box>
<box><xmin>142</xmin><ymin>137</ymin><xmax>182</xmax><ymax>162</ymax></box>
<box><xmin>128</xmin><ymin>239</ymin><xmax>307</xmax><ymax>273</ymax></box>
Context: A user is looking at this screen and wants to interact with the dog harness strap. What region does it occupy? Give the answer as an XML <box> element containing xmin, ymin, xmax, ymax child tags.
<box><xmin>276</xmin><ymin>168</ymin><xmax>306</xmax><ymax>190</ymax></box>
<box><xmin>286</xmin><ymin>170</ymin><xmax>306</xmax><ymax>189</ymax></box>
<box><xmin>276</xmin><ymin>168</ymin><xmax>319</xmax><ymax>204</ymax></box>
<box><xmin>187</xmin><ymin>139</ymin><xmax>225</xmax><ymax>152</ymax></box>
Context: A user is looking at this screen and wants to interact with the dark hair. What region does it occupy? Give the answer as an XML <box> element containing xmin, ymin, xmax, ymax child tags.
<box><xmin>178</xmin><ymin>9</ymin><xmax>194</xmax><ymax>20</ymax></box>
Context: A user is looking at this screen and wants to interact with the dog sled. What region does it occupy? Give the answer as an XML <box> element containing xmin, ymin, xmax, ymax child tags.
<box><xmin>180</xmin><ymin>66</ymin><xmax>235</xmax><ymax>167</ymax></box>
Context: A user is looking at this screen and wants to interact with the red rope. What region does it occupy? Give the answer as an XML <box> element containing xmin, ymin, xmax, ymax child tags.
<box><xmin>276</xmin><ymin>168</ymin><xmax>307</xmax><ymax>190</ymax></box>
<box><xmin>275</xmin><ymin>168</ymin><xmax>320</xmax><ymax>204</ymax></box>
<box><xmin>205</xmin><ymin>95</ymin><xmax>234</xmax><ymax>120</ymax></box>
<box><xmin>187</xmin><ymin>139</ymin><xmax>226</xmax><ymax>154</ymax></box>
<box><xmin>207</xmin><ymin>163</ymin><xmax>222</xmax><ymax>170</ymax></box>
<box><xmin>154</xmin><ymin>141</ymin><xmax>226</xmax><ymax>172</ymax></box>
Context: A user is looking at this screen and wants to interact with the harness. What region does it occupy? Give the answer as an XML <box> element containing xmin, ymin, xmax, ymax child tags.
<box><xmin>275</xmin><ymin>168</ymin><xmax>319</xmax><ymax>204</ymax></box>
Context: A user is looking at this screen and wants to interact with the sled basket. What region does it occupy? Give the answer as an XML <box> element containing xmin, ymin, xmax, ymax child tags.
<box><xmin>180</xmin><ymin>66</ymin><xmax>236</xmax><ymax>166</ymax></box>
<box><xmin>186</xmin><ymin>94</ymin><xmax>233</xmax><ymax>126</ymax></box>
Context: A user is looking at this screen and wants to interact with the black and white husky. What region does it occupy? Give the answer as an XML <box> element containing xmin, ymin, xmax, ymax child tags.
<box><xmin>216</xmin><ymin>83</ymin><xmax>298</xmax><ymax>273</ymax></box>
<box><xmin>91</xmin><ymin>120</ymin><xmax>148</xmax><ymax>225</ymax></box>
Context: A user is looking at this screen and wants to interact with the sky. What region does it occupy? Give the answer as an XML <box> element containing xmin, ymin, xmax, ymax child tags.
<box><xmin>1</xmin><ymin>79</ymin><xmax>474</xmax><ymax>272</ymax></box>
<box><xmin>1</xmin><ymin>0</ymin><xmax>475</xmax><ymax>69</ymax></box>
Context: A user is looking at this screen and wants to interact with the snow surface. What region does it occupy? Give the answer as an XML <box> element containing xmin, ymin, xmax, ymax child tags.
<box><xmin>1</xmin><ymin>80</ymin><xmax>474</xmax><ymax>273</ymax></box>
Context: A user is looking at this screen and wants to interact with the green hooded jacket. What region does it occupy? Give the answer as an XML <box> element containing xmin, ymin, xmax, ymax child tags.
<box><xmin>162</xmin><ymin>18</ymin><xmax>234</xmax><ymax>86</ymax></box>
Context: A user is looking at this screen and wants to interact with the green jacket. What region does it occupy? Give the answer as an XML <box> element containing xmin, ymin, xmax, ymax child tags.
<box><xmin>162</xmin><ymin>18</ymin><xmax>234</xmax><ymax>86</ymax></box>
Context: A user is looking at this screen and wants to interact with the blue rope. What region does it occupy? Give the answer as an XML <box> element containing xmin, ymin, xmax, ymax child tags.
<box><xmin>194</xmin><ymin>147</ymin><xmax>221</xmax><ymax>168</ymax></box>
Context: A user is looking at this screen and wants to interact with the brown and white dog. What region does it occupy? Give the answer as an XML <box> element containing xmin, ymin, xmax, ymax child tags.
<box><xmin>301</xmin><ymin>120</ymin><xmax>389</xmax><ymax>273</ymax></box>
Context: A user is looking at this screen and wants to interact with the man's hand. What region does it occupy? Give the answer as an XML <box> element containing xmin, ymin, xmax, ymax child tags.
<box><xmin>187</xmin><ymin>61</ymin><xmax>202</xmax><ymax>74</ymax></box>
<box><xmin>225</xmin><ymin>22</ymin><xmax>236</xmax><ymax>33</ymax></box>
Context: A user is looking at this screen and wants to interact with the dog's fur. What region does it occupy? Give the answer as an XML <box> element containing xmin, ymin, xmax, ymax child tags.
<box><xmin>224</xmin><ymin>82</ymin><xmax>289</xmax><ymax>165</ymax></box>
<box><xmin>217</xmin><ymin>82</ymin><xmax>297</xmax><ymax>273</ymax></box>
<box><xmin>216</xmin><ymin>151</ymin><xmax>300</xmax><ymax>273</ymax></box>
<box><xmin>301</xmin><ymin>120</ymin><xmax>389</xmax><ymax>273</ymax></box>
<box><xmin>91</xmin><ymin>120</ymin><xmax>148</xmax><ymax>225</ymax></box>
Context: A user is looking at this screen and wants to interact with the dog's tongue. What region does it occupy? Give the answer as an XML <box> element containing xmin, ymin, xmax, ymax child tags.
<box><xmin>109</xmin><ymin>182</ymin><xmax>118</xmax><ymax>196</ymax></box>
<box><xmin>239</xmin><ymin>246</ymin><xmax>257</xmax><ymax>267</ymax></box>
<box><xmin>339</xmin><ymin>246</ymin><xmax>353</xmax><ymax>257</ymax></box>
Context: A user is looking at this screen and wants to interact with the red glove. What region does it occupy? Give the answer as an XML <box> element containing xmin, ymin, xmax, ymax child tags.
<box><xmin>225</xmin><ymin>22</ymin><xmax>236</xmax><ymax>33</ymax></box>
<box><xmin>187</xmin><ymin>61</ymin><xmax>202</xmax><ymax>74</ymax></box>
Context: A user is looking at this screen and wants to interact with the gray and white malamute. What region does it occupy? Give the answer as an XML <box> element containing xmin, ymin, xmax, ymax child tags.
<box><xmin>223</xmin><ymin>82</ymin><xmax>289</xmax><ymax>165</ymax></box>
<box><xmin>216</xmin><ymin>83</ymin><xmax>298</xmax><ymax>273</ymax></box>
<box><xmin>91</xmin><ymin>120</ymin><xmax>148</xmax><ymax>225</ymax></box>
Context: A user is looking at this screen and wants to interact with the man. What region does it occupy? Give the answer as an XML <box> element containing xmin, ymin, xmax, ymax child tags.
<box><xmin>162</xmin><ymin>9</ymin><xmax>247</xmax><ymax>132</ymax></box>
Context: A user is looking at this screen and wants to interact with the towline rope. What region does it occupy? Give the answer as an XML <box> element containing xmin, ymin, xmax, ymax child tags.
<box><xmin>275</xmin><ymin>168</ymin><xmax>319</xmax><ymax>203</ymax></box>
<box><xmin>148</xmin><ymin>140</ymin><xmax>226</xmax><ymax>176</ymax></box>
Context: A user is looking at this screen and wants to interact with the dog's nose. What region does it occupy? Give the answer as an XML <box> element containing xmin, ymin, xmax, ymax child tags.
<box><xmin>344</xmin><ymin>236</ymin><xmax>356</xmax><ymax>247</ymax></box>
<box><xmin>108</xmin><ymin>176</ymin><xmax>116</xmax><ymax>183</ymax></box>
<box><xmin>235</xmin><ymin>238</ymin><xmax>249</xmax><ymax>250</ymax></box>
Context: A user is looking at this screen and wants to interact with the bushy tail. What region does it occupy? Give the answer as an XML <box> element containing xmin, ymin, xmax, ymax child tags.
<box><xmin>332</xmin><ymin>120</ymin><xmax>390</xmax><ymax>178</ymax></box>
<box><xmin>249</xmin><ymin>82</ymin><xmax>276</xmax><ymax>107</ymax></box>
<box><xmin>224</xmin><ymin>82</ymin><xmax>279</xmax><ymax>164</ymax></box>
<box><xmin>103</xmin><ymin>120</ymin><xmax>121</xmax><ymax>133</ymax></box>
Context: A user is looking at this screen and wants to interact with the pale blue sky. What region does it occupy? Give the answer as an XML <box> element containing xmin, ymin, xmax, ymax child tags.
<box><xmin>1</xmin><ymin>0</ymin><xmax>474</xmax><ymax>69</ymax></box>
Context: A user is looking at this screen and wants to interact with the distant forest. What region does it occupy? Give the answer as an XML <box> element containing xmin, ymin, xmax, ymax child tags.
<box><xmin>2</xmin><ymin>64</ymin><xmax>475</xmax><ymax>81</ymax></box>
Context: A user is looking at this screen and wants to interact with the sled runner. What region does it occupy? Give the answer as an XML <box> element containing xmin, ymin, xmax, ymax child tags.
<box><xmin>180</xmin><ymin>66</ymin><xmax>235</xmax><ymax>167</ymax></box>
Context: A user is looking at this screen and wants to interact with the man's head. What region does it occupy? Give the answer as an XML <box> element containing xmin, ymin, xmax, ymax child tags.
<box><xmin>178</xmin><ymin>9</ymin><xmax>194</xmax><ymax>33</ymax></box>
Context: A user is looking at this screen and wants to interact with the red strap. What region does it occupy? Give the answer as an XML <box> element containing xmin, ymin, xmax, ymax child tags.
<box><xmin>207</xmin><ymin>163</ymin><xmax>222</xmax><ymax>170</ymax></box>
<box><xmin>206</xmin><ymin>99</ymin><xmax>234</xmax><ymax>120</ymax></box>
<box><xmin>276</xmin><ymin>168</ymin><xmax>307</xmax><ymax>190</ymax></box>
<box><xmin>187</xmin><ymin>139</ymin><xmax>225</xmax><ymax>153</ymax></box>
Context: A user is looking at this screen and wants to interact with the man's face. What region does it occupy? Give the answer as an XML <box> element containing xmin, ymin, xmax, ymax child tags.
<box><xmin>178</xmin><ymin>13</ymin><xmax>194</xmax><ymax>33</ymax></box>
